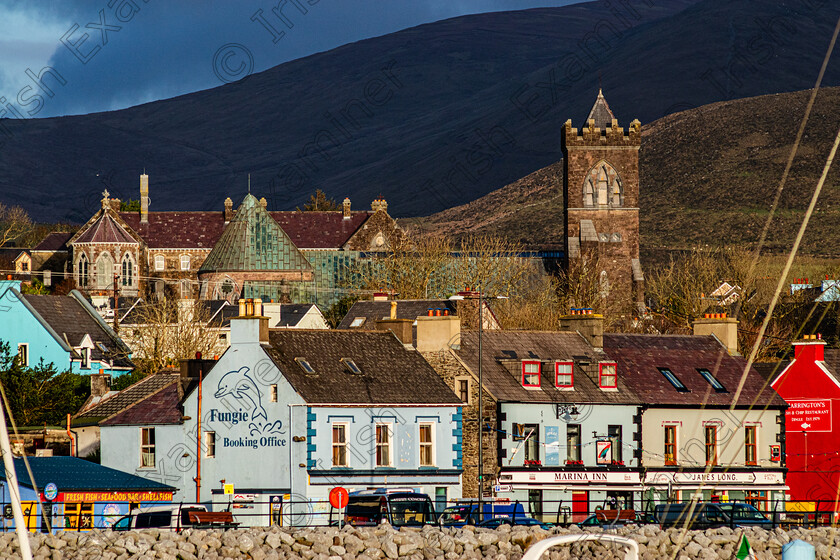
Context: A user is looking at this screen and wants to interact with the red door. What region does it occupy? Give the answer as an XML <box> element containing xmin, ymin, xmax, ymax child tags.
<box><xmin>572</xmin><ymin>491</ymin><xmax>589</xmax><ymax>522</ymax></box>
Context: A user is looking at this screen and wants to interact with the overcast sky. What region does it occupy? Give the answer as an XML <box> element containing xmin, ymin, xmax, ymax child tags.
<box><xmin>0</xmin><ymin>0</ymin><xmax>578</xmax><ymax>118</ymax></box>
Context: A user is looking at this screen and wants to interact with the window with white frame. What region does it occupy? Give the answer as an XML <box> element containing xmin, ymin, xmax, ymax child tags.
<box><xmin>419</xmin><ymin>423</ymin><xmax>434</xmax><ymax>466</ymax></box>
<box><xmin>140</xmin><ymin>427</ymin><xmax>155</xmax><ymax>468</ymax></box>
<box><xmin>332</xmin><ymin>423</ymin><xmax>348</xmax><ymax>467</ymax></box>
<box><xmin>79</xmin><ymin>347</ymin><xmax>91</xmax><ymax>369</ymax></box>
<box><xmin>180</xmin><ymin>255</ymin><xmax>191</xmax><ymax>270</ymax></box>
<box><xmin>522</xmin><ymin>360</ymin><xmax>541</xmax><ymax>387</ymax></box>
<box><xmin>205</xmin><ymin>432</ymin><xmax>216</xmax><ymax>458</ymax></box>
<box><xmin>555</xmin><ymin>361</ymin><xmax>573</xmax><ymax>388</ymax></box>
<box><xmin>16</xmin><ymin>344</ymin><xmax>28</xmax><ymax>367</ymax></box>
<box><xmin>154</xmin><ymin>255</ymin><xmax>165</xmax><ymax>271</ymax></box>
<box><xmin>599</xmin><ymin>363</ymin><xmax>617</xmax><ymax>389</ymax></box>
<box><xmin>375</xmin><ymin>424</ymin><xmax>392</xmax><ymax>467</ymax></box>
<box><xmin>455</xmin><ymin>377</ymin><xmax>470</xmax><ymax>404</ymax></box>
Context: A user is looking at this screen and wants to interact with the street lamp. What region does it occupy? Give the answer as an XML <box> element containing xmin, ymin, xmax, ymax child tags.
<box><xmin>450</xmin><ymin>290</ymin><xmax>507</xmax><ymax>519</ymax></box>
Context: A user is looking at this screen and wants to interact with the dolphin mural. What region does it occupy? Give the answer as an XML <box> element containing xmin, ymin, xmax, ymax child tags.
<box><xmin>214</xmin><ymin>366</ymin><xmax>268</xmax><ymax>422</ymax></box>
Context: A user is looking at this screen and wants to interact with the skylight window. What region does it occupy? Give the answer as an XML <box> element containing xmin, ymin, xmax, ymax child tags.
<box><xmin>96</xmin><ymin>342</ymin><xmax>109</xmax><ymax>353</ymax></box>
<box><xmin>295</xmin><ymin>357</ymin><xmax>316</xmax><ymax>374</ymax></box>
<box><xmin>659</xmin><ymin>368</ymin><xmax>688</xmax><ymax>392</ymax></box>
<box><xmin>697</xmin><ymin>368</ymin><xmax>727</xmax><ymax>392</ymax></box>
<box><xmin>350</xmin><ymin>317</ymin><xmax>365</xmax><ymax>328</ymax></box>
<box><xmin>341</xmin><ymin>358</ymin><xmax>362</xmax><ymax>375</ymax></box>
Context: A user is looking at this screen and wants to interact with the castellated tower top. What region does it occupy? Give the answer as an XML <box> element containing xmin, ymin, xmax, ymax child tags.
<box><xmin>563</xmin><ymin>90</ymin><xmax>641</xmax><ymax>147</ymax></box>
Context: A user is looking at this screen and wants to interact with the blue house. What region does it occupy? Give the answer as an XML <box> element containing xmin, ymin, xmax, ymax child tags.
<box><xmin>0</xmin><ymin>280</ymin><xmax>133</xmax><ymax>377</ymax></box>
<box><xmin>99</xmin><ymin>302</ymin><xmax>463</xmax><ymax>526</ymax></box>
<box><xmin>0</xmin><ymin>456</ymin><xmax>174</xmax><ymax>532</ymax></box>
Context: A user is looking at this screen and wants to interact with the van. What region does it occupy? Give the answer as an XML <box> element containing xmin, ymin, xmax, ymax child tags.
<box><xmin>112</xmin><ymin>504</ymin><xmax>223</xmax><ymax>531</ymax></box>
<box><xmin>331</xmin><ymin>490</ymin><xmax>437</xmax><ymax>527</ymax></box>
<box><xmin>440</xmin><ymin>500</ymin><xmax>526</xmax><ymax>527</ymax></box>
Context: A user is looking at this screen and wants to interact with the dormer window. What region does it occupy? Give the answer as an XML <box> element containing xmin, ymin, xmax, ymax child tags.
<box><xmin>341</xmin><ymin>358</ymin><xmax>362</xmax><ymax>375</ymax></box>
<box><xmin>555</xmin><ymin>361</ymin><xmax>574</xmax><ymax>388</ymax></box>
<box><xmin>522</xmin><ymin>361</ymin><xmax>541</xmax><ymax>387</ymax></box>
<box><xmin>78</xmin><ymin>347</ymin><xmax>91</xmax><ymax>369</ymax></box>
<box><xmin>599</xmin><ymin>363</ymin><xmax>617</xmax><ymax>389</ymax></box>
<box><xmin>659</xmin><ymin>368</ymin><xmax>688</xmax><ymax>392</ymax></box>
<box><xmin>295</xmin><ymin>357</ymin><xmax>315</xmax><ymax>374</ymax></box>
<box><xmin>697</xmin><ymin>368</ymin><xmax>727</xmax><ymax>392</ymax></box>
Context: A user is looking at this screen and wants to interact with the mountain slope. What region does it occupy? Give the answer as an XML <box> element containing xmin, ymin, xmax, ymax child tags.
<box><xmin>412</xmin><ymin>86</ymin><xmax>840</xmax><ymax>257</ymax></box>
<box><xmin>2</xmin><ymin>0</ymin><xmax>840</xmax><ymax>223</ymax></box>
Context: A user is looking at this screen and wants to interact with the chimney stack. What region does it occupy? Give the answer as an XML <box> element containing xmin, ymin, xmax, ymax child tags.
<box><xmin>140</xmin><ymin>173</ymin><xmax>149</xmax><ymax>223</ymax></box>
<box><xmin>372</xmin><ymin>291</ymin><xmax>389</xmax><ymax>302</ymax></box>
<box><xmin>415</xmin><ymin>314</ymin><xmax>461</xmax><ymax>353</ymax></box>
<box><xmin>90</xmin><ymin>369</ymin><xmax>111</xmax><ymax>398</ymax></box>
<box><xmin>693</xmin><ymin>313</ymin><xmax>739</xmax><ymax>355</ymax></box>
<box><xmin>793</xmin><ymin>334</ymin><xmax>826</xmax><ymax>362</ymax></box>
<box><xmin>559</xmin><ymin>308</ymin><xmax>604</xmax><ymax>349</ymax></box>
<box><xmin>259</xmin><ymin>197</ymin><xmax>267</xmax><ymax>209</ymax></box>
<box><xmin>110</xmin><ymin>198</ymin><xmax>121</xmax><ymax>213</ymax></box>
<box><xmin>224</xmin><ymin>197</ymin><xmax>234</xmax><ymax>222</ymax></box>
<box><xmin>231</xmin><ymin>298</ymin><xmax>269</xmax><ymax>344</ymax></box>
<box><xmin>343</xmin><ymin>197</ymin><xmax>351</xmax><ymax>219</ymax></box>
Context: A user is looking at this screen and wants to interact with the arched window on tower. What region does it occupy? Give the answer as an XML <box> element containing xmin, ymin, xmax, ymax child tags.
<box><xmin>122</xmin><ymin>254</ymin><xmax>134</xmax><ymax>287</ymax></box>
<box><xmin>583</xmin><ymin>161</ymin><xmax>623</xmax><ymax>208</ymax></box>
<box><xmin>76</xmin><ymin>253</ymin><xmax>89</xmax><ymax>288</ymax></box>
<box><xmin>96</xmin><ymin>253</ymin><xmax>114</xmax><ymax>290</ymax></box>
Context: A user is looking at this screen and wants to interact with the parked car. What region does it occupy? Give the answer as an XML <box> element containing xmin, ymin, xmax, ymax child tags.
<box><xmin>331</xmin><ymin>489</ymin><xmax>437</xmax><ymax>527</ymax></box>
<box><xmin>440</xmin><ymin>504</ymin><xmax>480</xmax><ymax>527</ymax></box>
<box><xmin>440</xmin><ymin>500</ymin><xmax>527</xmax><ymax>526</ymax></box>
<box><xmin>478</xmin><ymin>516</ymin><xmax>552</xmax><ymax>530</ymax></box>
<box><xmin>654</xmin><ymin>502</ymin><xmax>771</xmax><ymax>530</ymax></box>
<box><xmin>716</xmin><ymin>503</ymin><xmax>772</xmax><ymax>528</ymax></box>
<box><xmin>113</xmin><ymin>504</ymin><xmax>224</xmax><ymax>531</ymax></box>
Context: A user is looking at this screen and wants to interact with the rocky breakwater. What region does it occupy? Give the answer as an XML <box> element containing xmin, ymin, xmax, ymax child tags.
<box><xmin>0</xmin><ymin>523</ymin><xmax>837</xmax><ymax>560</ymax></box>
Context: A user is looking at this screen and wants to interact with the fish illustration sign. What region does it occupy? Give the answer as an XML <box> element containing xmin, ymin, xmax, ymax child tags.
<box><xmin>210</xmin><ymin>366</ymin><xmax>287</xmax><ymax>449</ymax></box>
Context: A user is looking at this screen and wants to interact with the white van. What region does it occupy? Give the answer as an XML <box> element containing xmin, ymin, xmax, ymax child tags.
<box><xmin>113</xmin><ymin>504</ymin><xmax>214</xmax><ymax>531</ymax></box>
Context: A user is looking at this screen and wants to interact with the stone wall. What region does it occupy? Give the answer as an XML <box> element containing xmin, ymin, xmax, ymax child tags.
<box><xmin>422</xmin><ymin>349</ymin><xmax>498</xmax><ymax>499</ymax></box>
<box><xmin>5</xmin><ymin>523</ymin><xmax>837</xmax><ymax>560</ymax></box>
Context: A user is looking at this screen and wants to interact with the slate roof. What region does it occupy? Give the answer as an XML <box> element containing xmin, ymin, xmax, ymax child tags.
<box><xmin>75</xmin><ymin>369</ymin><xmax>180</xmax><ymax>424</ymax></box>
<box><xmin>199</xmin><ymin>195</ymin><xmax>313</xmax><ymax>273</ymax></box>
<box><xmin>2</xmin><ymin>456</ymin><xmax>174</xmax><ymax>492</ymax></box>
<box><xmin>265</xmin><ymin>330</ymin><xmax>461</xmax><ymax>405</ymax></box>
<box><xmin>22</xmin><ymin>292</ymin><xmax>133</xmax><ymax>368</ymax></box>
<box><xmin>32</xmin><ymin>232</ymin><xmax>72</xmax><ymax>252</ymax></box>
<box><xmin>337</xmin><ymin>300</ymin><xmax>458</xmax><ymax>329</ymax></box>
<box><xmin>585</xmin><ymin>89</ymin><xmax>616</xmax><ymax>129</ymax></box>
<box><xmin>101</xmin><ymin>383</ymin><xmax>183</xmax><ymax>426</ymax></box>
<box><xmin>752</xmin><ymin>361</ymin><xmax>790</xmax><ymax>383</ymax></box>
<box><xmin>73</xmin><ymin>212</ymin><xmax>137</xmax><ymax>244</ymax></box>
<box><xmin>116</xmin><ymin>209</ymin><xmax>372</xmax><ymax>250</ymax></box>
<box><xmin>452</xmin><ymin>331</ymin><xmax>639</xmax><ymax>404</ymax></box>
<box><xmin>602</xmin><ymin>334</ymin><xmax>786</xmax><ymax>407</ymax></box>
<box><xmin>275</xmin><ymin>303</ymin><xmax>318</xmax><ymax>327</ymax></box>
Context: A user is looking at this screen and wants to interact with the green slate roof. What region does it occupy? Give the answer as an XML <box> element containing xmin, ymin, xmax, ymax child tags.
<box><xmin>199</xmin><ymin>194</ymin><xmax>312</xmax><ymax>272</ymax></box>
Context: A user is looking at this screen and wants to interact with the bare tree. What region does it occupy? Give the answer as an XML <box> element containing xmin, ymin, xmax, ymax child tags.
<box><xmin>0</xmin><ymin>204</ymin><xmax>33</xmax><ymax>247</ymax></box>
<box><xmin>124</xmin><ymin>298</ymin><xmax>219</xmax><ymax>373</ymax></box>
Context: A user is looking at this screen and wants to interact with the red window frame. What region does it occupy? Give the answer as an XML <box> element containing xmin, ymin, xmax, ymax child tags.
<box><xmin>555</xmin><ymin>361</ymin><xmax>574</xmax><ymax>388</ymax></box>
<box><xmin>522</xmin><ymin>360</ymin><xmax>541</xmax><ymax>387</ymax></box>
<box><xmin>664</xmin><ymin>425</ymin><xmax>677</xmax><ymax>465</ymax></box>
<box><xmin>705</xmin><ymin>425</ymin><xmax>718</xmax><ymax>466</ymax></box>
<box><xmin>745</xmin><ymin>426</ymin><xmax>757</xmax><ymax>466</ymax></box>
<box><xmin>599</xmin><ymin>362</ymin><xmax>617</xmax><ymax>388</ymax></box>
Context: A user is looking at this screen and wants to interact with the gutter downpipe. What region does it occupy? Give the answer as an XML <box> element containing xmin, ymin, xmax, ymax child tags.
<box><xmin>66</xmin><ymin>414</ymin><xmax>77</xmax><ymax>457</ymax></box>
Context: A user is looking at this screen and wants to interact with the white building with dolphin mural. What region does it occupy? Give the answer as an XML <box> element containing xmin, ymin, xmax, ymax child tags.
<box><xmin>99</xmin><ymin>301</ymin><xmax>463</xmax><ymax>526</ymax></box>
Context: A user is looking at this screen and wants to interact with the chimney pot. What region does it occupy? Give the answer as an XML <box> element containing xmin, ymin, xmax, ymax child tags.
<box><xmin>389</xmin><ymin>301</ymin><xmax>397</xmax><ymax>320</ymax></box>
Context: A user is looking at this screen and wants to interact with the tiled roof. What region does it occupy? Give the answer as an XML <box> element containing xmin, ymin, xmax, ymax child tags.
<box><xmin>74</xmin><ymin>213</ymin><xmax>137</xmax><ymax>244</ymax></box>
<box><xmin>272</xmin><ymin>211</ymin><xmax>369</xmax><ymax>249</ymax></box>
<box><xmin>822</xmin><ymin>349</ymin><xmax>840</xmax><ymax>376</ymax></box>
<box><xmin>3</xmin><ymin>456</ymin><xmax>174</xmax><ymax>492</ymax></box>
<box><xmin>337</xmin><ymin>300</ymin><xmax>458</xmax><ymax>329</ymax></box>
<box><xmin>453</xmin><ymin>331</ymin><xmax>639</xmax><ymax>404</ymax></box>
<box><xmin>101</xmin><ymin>383</ymin><xmax>183</xmax><ymax>426</ymax></box>
<box><xmin>585</xmin><ymin>89</ymin><xmax>616</xmax><ymax>129</ymax></box>
<box><xmin>752</xmin><ymin>361</ymin><xmax>790</xmax><ymax>383</ymax></box>
<box><xmin>120</xmin><ymin>212</ymin><xmax>225</xmax><ymax>249</ymax></box>
<box><xmin>603</xmin><ymin>334</ymin><xmax>786</xmax><ymax>407</ymax></box>
<box><xmin>199</xmin><ymin>195</ymin><xmax>312</xmax><ymax>272</ymax></box>
<box><xmin>32</xmin><ymin>232</ymin><xmax>72</xmax><ymax>252</ymax></box>
<box><xmin>265</xmin><ymin>330</ymin><xmax>461</xmax><ymax>405</ymax></box>
<box><xmin>75</xmin><ymin>370</ymin><xmax>179</xmax><ymax>422</ymax></box>
<box><xmin>22</xmin><ymin>293</ymin><xmax>133</xmax><ymax>368</ymax></box>
<box><xmin>116</xmin><ymin>209</ymin><xmax>371</xmax><ymax>250</ymax></box>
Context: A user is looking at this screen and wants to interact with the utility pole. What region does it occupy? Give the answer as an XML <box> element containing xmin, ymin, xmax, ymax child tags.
<box><xmin>113</xmin><ymin>272</ymin><xmax>120</xmax><ymax>333</ymax></box>
<box><xmin>195</xmin><ymin>355</ymin><xmax>204</xmax><ymax>503</ymax></box>
<box><xmin>477</xmin><ymin>289</ymin><xmax>484</xmax><ymax>519</ymax></box>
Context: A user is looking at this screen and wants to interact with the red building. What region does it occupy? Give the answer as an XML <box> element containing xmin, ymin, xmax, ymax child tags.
<box><xmin>771</xmin><ymin>336</ymin><xmax>840</xmax><ymax>510</ymax></box>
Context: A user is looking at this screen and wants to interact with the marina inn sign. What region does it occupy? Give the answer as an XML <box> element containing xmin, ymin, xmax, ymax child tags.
<box><xmin>500</xmin><ymin>470</ymin><xmax>784</xmax><ymax>488</ymax></box>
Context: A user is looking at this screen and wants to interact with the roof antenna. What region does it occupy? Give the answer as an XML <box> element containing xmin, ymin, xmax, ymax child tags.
<box><xmin>598</xmin><ymin>71</ymin><xmax>602</xmax><ymax>95</ymax></box>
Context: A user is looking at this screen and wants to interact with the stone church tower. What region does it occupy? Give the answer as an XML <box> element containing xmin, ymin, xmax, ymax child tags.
<box><xmin>562</xmin><ymin>90</ymin><xmax>644</xmax><ymax>306</ymax></box>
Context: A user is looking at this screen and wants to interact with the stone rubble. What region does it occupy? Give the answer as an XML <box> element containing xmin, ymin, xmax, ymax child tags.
<box><xmin>0</xmin><ymin>524</ymin><xmax>831</xmax><ymax>560</ymax></box>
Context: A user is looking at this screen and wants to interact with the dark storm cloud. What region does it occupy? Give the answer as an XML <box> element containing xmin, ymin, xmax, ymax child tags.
<box><xmin>0</xmin><ymin>0</ymin><xmax>576</xmax><ymax>118</ymax></box>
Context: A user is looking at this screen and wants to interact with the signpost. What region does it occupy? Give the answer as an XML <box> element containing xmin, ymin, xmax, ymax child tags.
<box><xmin>329</xmin><ymin>487</ymin><xmax>349</xmax><ymax>529</ymax></box>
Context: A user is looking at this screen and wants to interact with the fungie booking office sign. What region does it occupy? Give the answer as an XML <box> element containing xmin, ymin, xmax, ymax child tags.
<box><xmin>210</xmin><ymin>365</ymin><xmax>287</xmax><ymax>449</ymax></box>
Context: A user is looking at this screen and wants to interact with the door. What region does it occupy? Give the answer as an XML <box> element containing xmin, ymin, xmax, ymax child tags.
<box><xmin>572</xmin><ymin>491</ymin><xmax>588</xmax><ymax>522</ymax></box>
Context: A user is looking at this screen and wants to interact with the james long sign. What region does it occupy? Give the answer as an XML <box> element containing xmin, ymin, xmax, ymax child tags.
<box><xmin>786</xmin><ymin>399</ymin><xmax>832</xmax><ymax>432</ymax></box>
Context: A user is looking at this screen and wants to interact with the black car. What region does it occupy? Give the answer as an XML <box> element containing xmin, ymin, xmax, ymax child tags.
<box><xmin>477</xmin><ymin>516</ymin><xmax>552</xmax><ymax>530</ymax></box>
